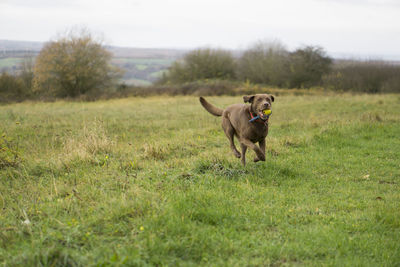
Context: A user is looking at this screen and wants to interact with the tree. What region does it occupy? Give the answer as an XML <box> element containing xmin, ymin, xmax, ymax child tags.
<box><xmin>33</xmin><ymin>29</ymin><xmax>122</xmax><ymax>97</ymax></box>
<box><xmin>160</xmin><ymin>48</ymin><xmax>236</xmax><ymax>84</ymax></box>
<box><xmin>237</xmin><ymin>40</ymin><xmax>290</xmax><ymax>87</ymax></box>
<box><xmin>288</xmin><ymin>46</ymin><xmax>332</xmax><ymax>88</ymax></box>
<box><xmin>0</xmin><ymin>72</ymin><xmax>24</xmax><ymax>101</ymax></box>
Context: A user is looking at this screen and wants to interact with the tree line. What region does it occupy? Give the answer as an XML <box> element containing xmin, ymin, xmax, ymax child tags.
<box><xmin>158</xmin><ymin>41</ymin><xmax>333</xmax><ymax>88</ymax></box>
<box><xmin>158</xmin><ymin>41</ymin><xmax>400</xmax><ymax>93</ymax></box>
<box><xmin>1</xmin><ymin>30</ymin><xmax>399</xmax><ymax>102</ymax></box>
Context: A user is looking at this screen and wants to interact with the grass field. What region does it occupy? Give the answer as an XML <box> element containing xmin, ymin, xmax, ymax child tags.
<box><xmin>0</xmin><ymin>58</ymin><xmax>23</xmax><ymax>69</ymax></box>
<box><xmin>1</xmin><ymin>93</ymin><xmax>400</xmax><ymax>266</ymax></box>
<box><xmin>111</xmin><ymin>58</ymin><xmax>175</xmax><ymax>65</ymax></box>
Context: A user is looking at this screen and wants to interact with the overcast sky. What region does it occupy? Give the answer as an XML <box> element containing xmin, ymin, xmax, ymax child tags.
<box><xmin>1</xmin><ymin>0</ymin><xmax>399</xmax><ymax>58</ymax></box>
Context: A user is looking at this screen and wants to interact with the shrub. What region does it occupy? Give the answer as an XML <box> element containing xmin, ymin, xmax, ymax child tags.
<box><xmin>33</xmin><ymin>28</ymin><xmax>122</xmax><ymax>98</ymax></box>
<box><xmin>288</xmin><ymin>46</ymin><xmax>332</xmax><ymax>88</ymax></box>
<box><xmin>160</xmin><ymin>48</ymin><xmax>236</xmax><ymax>84</ymax></box>
<box><xmin>0</xmin><ymin>57</ymin><xmax>34</xmax><ymax>102</ymax></box>
<box><xmin>323</xmin><ymin>61</ymin><xmax>400</xmax><ymax>93</ymax></box>
<box><xmin>0</xmin><ymin>72</ymin><xmax>27</xmax><ymax>102</ymax></box>
<box><xmin>237</xmin><ymin>40</ymin><xmax>290</xmax><ymax>87</ymax></box>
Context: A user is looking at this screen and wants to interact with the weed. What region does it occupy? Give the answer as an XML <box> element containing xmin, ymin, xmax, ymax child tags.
<box><xmin>0</xmin><ymin>133</ymin><xmax>21</xmax><ymax>168</ymax></box>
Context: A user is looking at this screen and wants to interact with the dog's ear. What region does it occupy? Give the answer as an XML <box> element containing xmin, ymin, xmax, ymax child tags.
<box><xmin>270</xmin><ymin>95</ymin><xmax>275</xmax><ymax>102</ymax></box>
<box><xmin>243</xmin><ymin>95</ymin><xmax>255</xmax><ymax>103</ymax></box>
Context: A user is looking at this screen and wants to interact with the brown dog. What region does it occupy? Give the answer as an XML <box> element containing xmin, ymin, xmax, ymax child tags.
<box><xmin>199</xmin><ymin>94</ymin><xmax>274</xmax><ymax>166</ymax></box>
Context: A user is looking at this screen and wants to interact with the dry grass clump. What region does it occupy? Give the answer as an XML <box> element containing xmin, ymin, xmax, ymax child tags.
<box><xmin>62</xmin><ymin>119</ymin><xmax>114</xmax><ymax>162</ymax></box>
<box><xmin>141</xmin><ymin>142</ymin><xmax>169</xmax><ymax>160</ymax></box>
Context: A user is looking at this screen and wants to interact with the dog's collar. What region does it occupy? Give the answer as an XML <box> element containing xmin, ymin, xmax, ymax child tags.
<box><xmin>249</xmin><ymin>110</ymin><xmax>269</xmax><ymax>126</ymax></box>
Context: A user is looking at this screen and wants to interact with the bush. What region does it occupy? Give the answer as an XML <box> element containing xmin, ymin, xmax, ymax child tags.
<box><xmin>33</xmin><ymin>28</ymin><xmax>122</xmax><ymax>97</ymax></box>
<box><xmin>0</xmin><ymin>72</ymin><xmax>26</xmax><ymax>102</ymax></box>
<box><xmin>159</xmin><ymin>48</ymin><xmax>236</xmax><ymax>84</ymax></box>
<box><xmin>323</xmin><ymin>61</ymin><xmax>400</xmax><ymax>93</ymax></box>
<box><xmin>237</xmin><ymin>41</ymin><xmax>290</xmax><ymax>87</ymax></box>
<box><xmin>288</xmin><ymin>46</ymin><xmax>332</xmax><ymax>88</ymax></box>
<box><xmin>0</xmin><ymin>57</ymin><xmax>34</xmax><ymax>102</ymax></box>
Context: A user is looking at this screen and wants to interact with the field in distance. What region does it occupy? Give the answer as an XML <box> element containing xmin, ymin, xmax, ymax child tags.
<box><xmin>0</xmin><ymin>93</ymin><xmax>399</xmax><ymax>265</ymax></box>
<box><xmin>0</xmin><ymin>40</ymin><xmax>186</xmax><ymax>85</ymax></box>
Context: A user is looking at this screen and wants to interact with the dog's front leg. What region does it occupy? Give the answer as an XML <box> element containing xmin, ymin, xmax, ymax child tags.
<box><xmin>254</xmin><ymin>139</ymin><xmax>266</xmax><ymax>162</ymax></box>
<box><xmin>240</xmin><ymin>138</ymin><xmax>265</xmax><ymax>162</ymax></box>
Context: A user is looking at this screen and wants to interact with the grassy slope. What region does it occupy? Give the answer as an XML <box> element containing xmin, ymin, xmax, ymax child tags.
<box><xmin>0</xmin><ymin>94</ymin><xmax>399</xmax><ymax>266</ymax></box>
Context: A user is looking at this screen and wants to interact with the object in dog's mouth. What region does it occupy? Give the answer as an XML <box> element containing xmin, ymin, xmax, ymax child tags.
<box><xmin>260</xmin><ymin>109</ymin><xmax>272</xmax><ymax>120</ymax></box>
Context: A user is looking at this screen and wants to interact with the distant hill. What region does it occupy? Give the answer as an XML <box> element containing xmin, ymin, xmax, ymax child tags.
<box><xmin>0</xmin><ymin>40</ymin><xmax>43</xmax><ymax>52</ymax></box>
<box><xmin>0</xmin><ymin>39</ymin><xmax>186</xmax><ymax>58</ymax></box>
<box><xmin>107</xmin><ymin>46</ymin><xmax>187</xmax><ymax>59</ymax></box>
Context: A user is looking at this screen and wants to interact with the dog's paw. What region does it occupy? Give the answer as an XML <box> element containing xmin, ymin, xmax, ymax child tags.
<box><xmin>256</xmin><ymin>153</ymin><xmax>266</xmax><ymax>161</ymax></box>
<box><xmin>253</xmin><ymin>157</ymin><xmax>260</xmax><ymax>162</ymax></box>
<box><xmin>234</xmin><ymin>151</ymin><xmax>241</xmax><ymax>158</ymax></box>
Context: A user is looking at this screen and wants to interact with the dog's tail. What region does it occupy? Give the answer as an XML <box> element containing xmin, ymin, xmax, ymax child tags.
<box><xmin>199</xmin><ymin>97</ymin><xmax>223</xmax><ymax>117</ymax></box>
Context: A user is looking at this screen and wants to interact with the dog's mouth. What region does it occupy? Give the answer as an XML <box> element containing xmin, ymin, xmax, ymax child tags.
<box><xmin>258</xmin><ymin>109</ymin><xmax>271</xmax><ymax>120</ymax></box>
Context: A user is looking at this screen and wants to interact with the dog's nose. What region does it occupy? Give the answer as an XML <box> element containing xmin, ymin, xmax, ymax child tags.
<box><xmin>263</xmin><ymin>103</ymin><xmax>270</xmax><ymax>109</ymax></box>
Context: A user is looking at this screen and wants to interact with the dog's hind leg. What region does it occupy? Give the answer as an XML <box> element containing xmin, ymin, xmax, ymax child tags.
<box><xmin>222</xmin><ymin>116</ymin><xmax>241</xmax><ymax>158</ymax></box>
<box><xmin>240</xmin><ymin>143</ymin><xmax>247</xmax><ymax>166</ymax></box>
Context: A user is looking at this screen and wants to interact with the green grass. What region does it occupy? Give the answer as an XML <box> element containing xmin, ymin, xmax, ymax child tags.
<box><xmin>1</xmin><ymin>94</ymin><xmax>399</xmax><ymax>266</ymax></box>
<box><xmin>149</xmin><ymin>70</ymin><xmax>167</xmax><ymax>79</ymax></box>
<box><xmin>135</xmin><ymin>64</ymin><xmax>148</xmax><ymax>71</ymax></box>
<box><xmin>122</xmin><ymin>78</ymin><xmax>152</xmax><ymax>86</ymax></box>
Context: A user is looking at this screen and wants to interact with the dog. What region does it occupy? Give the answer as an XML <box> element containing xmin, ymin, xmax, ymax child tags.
<box><xmin>199</xmin><ymin>94</ymin><xmax>274</xmax><ymax>166</ymax></box>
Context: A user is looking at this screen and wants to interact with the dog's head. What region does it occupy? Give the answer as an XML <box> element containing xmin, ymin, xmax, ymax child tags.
<box><xmin>243</xmin><ymin>94</ymin><xmax>275</xmax><ymax>120</ymax></box>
